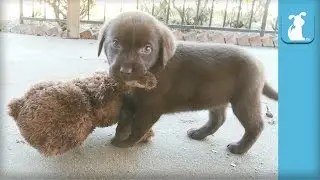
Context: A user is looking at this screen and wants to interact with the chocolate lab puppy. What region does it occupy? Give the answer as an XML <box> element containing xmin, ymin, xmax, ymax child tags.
<box><xmin>97</xmin><ymin>11</ymin><xmax>278</xmax><ymax>154</ymax></box>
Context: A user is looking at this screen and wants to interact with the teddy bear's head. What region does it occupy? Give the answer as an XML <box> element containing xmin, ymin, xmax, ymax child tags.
<box><xmin>7</xmin><ymin>71</ymin><xmax>157</xmax><ymax>156</ymax></box>
<box><xmin>8</xmin><ymin>81</ymin><xmax>95</xmax><ymax>156</ymax></box>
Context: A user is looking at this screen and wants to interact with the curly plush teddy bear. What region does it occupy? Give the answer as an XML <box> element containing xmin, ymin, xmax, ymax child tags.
<box><xmin>7</xmin><ymin>71</ymin><xmax>157</xmax><ymax>156</ymax></box>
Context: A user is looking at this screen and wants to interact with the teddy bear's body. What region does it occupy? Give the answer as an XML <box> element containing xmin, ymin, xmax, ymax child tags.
<box><xmin>8</xmin><ymin>72</ymin><xmax>156</xmax><ymax>156</ymax></box>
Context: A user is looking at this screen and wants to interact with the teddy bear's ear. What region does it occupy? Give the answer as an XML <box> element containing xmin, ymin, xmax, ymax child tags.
<box><xmin>7</xmin><ymin>98</ymin><xmax>25</xmax><ymax>120</ymax></box>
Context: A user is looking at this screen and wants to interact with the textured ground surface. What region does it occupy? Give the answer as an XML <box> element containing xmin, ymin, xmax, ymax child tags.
<box><xmin>0</xmin><ymin>33</ymin><xmax>278</xmax><ymax>179</ymax></box>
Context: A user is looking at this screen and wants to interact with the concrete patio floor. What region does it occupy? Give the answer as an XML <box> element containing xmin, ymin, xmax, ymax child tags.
<box><xmin>0</xmin><ymin>33</ymin><xmax>278</xmax><ymax>179</ymax></box>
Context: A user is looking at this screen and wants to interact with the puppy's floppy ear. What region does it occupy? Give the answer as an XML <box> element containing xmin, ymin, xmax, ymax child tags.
<box><xmin>158</xmin><ymin>23</ymin><xmax>176</xmax><ymax>67</ymax></box>
<box><xmin>97</xmin><ymin>21</ymin><xmax>111</xmax><ymax>57</ymax></box>
<box><xmin>299</xmin><ymin>12</ymin><xmax>307</xmax><ymax>17</ymax></box>
<box><xmin>288</xmin><ymin>15</ymin><xmax>295</xmax><ymax>20</ymax></box>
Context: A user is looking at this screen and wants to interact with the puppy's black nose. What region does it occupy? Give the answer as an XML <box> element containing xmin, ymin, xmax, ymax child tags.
<box><xmin>120</xmin><ymin>67</ymin><xmax>132</xmax><ymax>75</ymax></box>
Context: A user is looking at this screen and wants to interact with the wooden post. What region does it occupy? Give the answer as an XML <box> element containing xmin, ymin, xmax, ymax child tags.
<box><xmin>182</xmin><ymin>0</ymin><xmax>186</xmax><ymax>25</ymax></box>
<box><xmin>67</xmin><ymin>0</ymin><xmax>80</xmax><ymax>38</ymax></box>
<box><xmin>166</xmin><ymin>0</ymin><xmax>171</xmax><ymax>24</ymax></box>
<box><xmin>222</xmin><ymin>0</ymin><xmax>229</xmax><ymax>27</ymax></box>
<box><xmin>32</xmin><ymin>0</ymin><xmax>35</xmax><ymax>17</ymax></box>
<box><xmin>236</xmin><ymin>0</ymin><xmax>243</xmax><ymax>27</ymax></box>
<box><xmin>57</xmin><ymin>0</ymin><xmax>60</xmax><ymax>19</ymax></box>
<box><xmin>19</xmin><ymin>0</ymin><xmax>24</xmax><ymax>24</ymax></box>
<box><xmin>43</xmin><ymin>0</ymin><xmax>47</xmax><ymax>19</ymax></box>
<box><xmin>136</xmin><ymin>0</ymin><xmax>139</xmax><ymax>10</ymax></box>
<box><xmin>248</xmin><ymin>0</ymin><xmax>256</xmax><ymax>29</ymax></box>
<box><xmin>209</xmin><ymin>0</ymin><xmax>215</xmax><ymax>27</ymax></box>
<box><xmin>195</xmin><ymin>0</ymin><xmax>201</xmax><ymax>25</ymax></box>
<box><xmin>260</xmin><ymin>0</ymin><xmax>271</xmax><ymax>37</ymax></box>
<box><xmin>152</xmin><ymin>0</ymin><xmax>155</xmax><ymax>15</ymax></box>
<box><xmin>87</xmin><ymin>0</ymin><xmax>90</xmax><ymax>20</ymax></box>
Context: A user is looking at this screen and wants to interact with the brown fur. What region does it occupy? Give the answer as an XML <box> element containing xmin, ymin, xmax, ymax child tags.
<box><xmin>7</xmin><ymin>71</ymin><xmax>156</xmax><ymax>156</ymax></box>
<box><xmin>98</xmin><ymin>11</ymin><xmax>278</xmax><ymax>154</ymax></box>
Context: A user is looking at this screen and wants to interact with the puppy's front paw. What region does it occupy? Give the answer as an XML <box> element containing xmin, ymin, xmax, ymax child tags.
<box><xmin>187</xmin><ymin>128</ymin><xmax>207</xmax><ymax>140</ymax></box>
<box><xmin>111</xmin><ymin>139</ymin><xmax>134</xmax><ymax>148</ymax></box>
<box><xmin>110</xmin><ymin>137</ymin><xmax>125</xmax><ymax>147</ymax></box>
<box><xmin>116</xmin><ymin>131</ymin><xmax>131</xmax><ymax>142</ymax></box>
<box><xmin>140</xmin><ymin>130</ymin><xmax>155</xmax><ymax>143</ymax></box>
<box><xmin>227</xmin><ymin>143</ymin><xmax>247</xmax><ymax>155</ymax></box>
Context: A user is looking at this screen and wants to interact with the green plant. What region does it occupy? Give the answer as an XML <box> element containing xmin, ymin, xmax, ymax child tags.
<box><xmin>270</xmin><ymin>17</ymin><xmax>278</xmax><ymax>31</ymax></box>
<box><xmin>138</xmin><ymin>0</ymin><xmax>272</xmax><ymax>29</ymax></box>
<box><xmin>172</xmin><ymin>0</ymin><xmax>211</xmax><ymax>25</ymax></box>
<box><xmin>221</xmin><ymin>0</ymin><xmax>267</xmax><ymax>29</ymax></box>
<box><xmin>140</xmin><ymin>0</ymin><xmax>172</xmax><ymax>23</ymax></box>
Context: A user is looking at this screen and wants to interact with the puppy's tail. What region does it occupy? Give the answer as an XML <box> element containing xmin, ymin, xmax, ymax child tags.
<box><xmin>7</xmin><ymin>98</ymin><xmax>25</xmax><ymax>120</ymax></box>
<box><xmin>263</xmin><ymin>82</ymin><xmax>278</xmax><ymax>101</ymax></box>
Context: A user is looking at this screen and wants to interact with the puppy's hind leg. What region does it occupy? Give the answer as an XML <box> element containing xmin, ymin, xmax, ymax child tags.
<box><xmin>188</xmin><ymin>105</ymin><xmax>227</xmax><ymax>140</ymax></box>
<box><xmin>228</xmin><ymin>94</ymin><xmax>264</xmax><ymax>154</ymax></box>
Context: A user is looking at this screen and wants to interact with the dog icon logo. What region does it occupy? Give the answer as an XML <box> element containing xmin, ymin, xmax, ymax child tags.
<box><xmin>288</xmin><ymin>12</ymin><xmax>307</xmax><ymax>41</ymax></box>
<box><xmin>281</xmin><ymin>10</ymin><xmax>314</xmax><ymax>44</ymax></box>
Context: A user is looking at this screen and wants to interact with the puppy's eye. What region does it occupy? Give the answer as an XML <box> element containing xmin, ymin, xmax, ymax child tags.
<box><xmin>112</xmin><ymin>39</ymin><xmax>120</xmax><ymax>49</ymax></box>
<box><xmin>140</xmin><ymin>44</ymin><xmax>152</xmax><ymax>54</ymax></box>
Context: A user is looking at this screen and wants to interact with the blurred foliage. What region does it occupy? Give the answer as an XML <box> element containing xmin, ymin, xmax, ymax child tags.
<box><xmin>270</xmin><ymin>17</ymin><xmax>278</xmax><ymax>31</ymax></box>
<box><xmin>29</xmin><ymin>0</ymin><xmax>275</xmax><ymax>30</ymax></box>
<box><xmin>140</xmin><ymin>0</ymin><xmax>170</xmax><ymax>23</ymax></box>
<box><xmin>140</xmin><ymin>0</ymin><xmax>272</xmax><ymax>28</ymax></box>
<box><xmin>172</xmin><ymin>0</ymin><xmax>211</xmax><ymax>25</ymax></box>
<box><xmin>38</xmin><ymin>0</ymin><xmax>96</xmax><ymax>28</ymax></box>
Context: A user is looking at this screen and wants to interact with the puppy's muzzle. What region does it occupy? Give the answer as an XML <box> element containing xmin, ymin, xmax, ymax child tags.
<box><xmin>120</xmin><ymin>66</ymin><xmax>132</xmax><ymax>76</ymax></box>
<box><xmin>115</xmin><ymin>61</ymin><xmax>146</xmax><ymax>82</ymax></box>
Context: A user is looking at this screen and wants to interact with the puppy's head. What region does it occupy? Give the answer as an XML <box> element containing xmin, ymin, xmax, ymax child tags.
<box><xmin>98</xmin><ymin>11</ymin><xmax>176</xmax><ymax>82</ymax></box>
